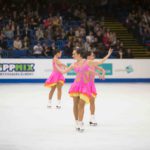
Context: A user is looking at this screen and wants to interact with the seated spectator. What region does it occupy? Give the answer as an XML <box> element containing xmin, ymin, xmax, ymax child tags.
<box><xmin>3</xmin><ymin>24</ymin><xmax>14</xmax><ymax>39</ymax></box>
<box><xmin>43</xmin><ymin>43</ymin><xmax>52</xmax><ymax>57</ymax></box>
<box><xmin>0</xmin><ymin>31</ymin><xmax>7</xmax><ymax>49</ymax></box>
<box><xmin>43</xmin><ymin>17</ymin><xmax>52</xmax><ymax>29</ymax></box>
<box><xmin>13</xmin><ymin>36</ymin><xmax>22</xmax><ymax>50</ymax></box>
<box><xmin>86</xmin><ymin>31</ymin><xmax>95</xmax><ymax>44</ymax></box>
<box><xmin>52</xmin><ymin>16</ymin><xmax>62</xmax><ymax>27</ymax></box>
<box><xmin>22</xmin><ymin>36</ymin><xmax>30</xmax><ymax>50</ymax></box>
<box><xmin>22</xmin><ymin>25</ymin><xmax>30</xmax><ymax>38</ymax></box>
<box><xmin>33</xmin><ymin>42</ymin><xmax>43</xmax><ymax>57</ymax></box>
<box><xmin>49</xmin><ymin>42</ymin><xmax>57</xmax><ymax>54</ymax></box>
<box><xmin>35</xmin><ymin>27</ymin><xmax>44</xmax><ymax>40</ymax></box>
<box><xmin>64</xmin><ymin>41</ymin><xmax>73</xmax><ymax>57</ymax></box>
<box><xmin>102</xmin><ymin>32</ymin><xmax>111</xmax><ymax>49</ymax></box>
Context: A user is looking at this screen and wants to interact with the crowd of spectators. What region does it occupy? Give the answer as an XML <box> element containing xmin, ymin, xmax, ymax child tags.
<box><xmin>1</xmin><ymin>0</ymin><xmax>147</xmax><ymax>59</ymax></box>
<box><xmin>125</xmin><ymin>1</ymin><xmax>150</xmax><ymax>45</ymax></box>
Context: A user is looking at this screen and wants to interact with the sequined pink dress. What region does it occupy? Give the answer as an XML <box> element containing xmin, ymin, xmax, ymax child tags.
<box><xmin>45</xmin><ymin>59</ymin><xmax>65</xmax><ymax>88</ymax></box>
<box><xmin>69</xmin><ymin>60</ymin><xmax>92</xmax><ymax>104</ymax></box>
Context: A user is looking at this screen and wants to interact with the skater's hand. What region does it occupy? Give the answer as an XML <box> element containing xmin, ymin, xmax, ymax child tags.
<box><xmin>108</xmin><ymin>48</ymin><xmax>113</xmax><ymax>56</ymax></box>
<box><xmin>98</xmin><ymin>74</ymin><xmax>105</xmax><ymax>80</ymax></box>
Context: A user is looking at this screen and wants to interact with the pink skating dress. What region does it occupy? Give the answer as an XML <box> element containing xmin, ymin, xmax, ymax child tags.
<box><xmin>89</xmin><ymin>66</ymin><xmax>97</xmax><ymax>99</ymax></box>
<box><xmin>44</xmin><ymin>59</ymin><xmax>65</xmax><ymax>88</ymax></box>
<box><xmin>69</xmin><ymin>60</ymin><xmax>92</xmax><ymax>104</ymax></box>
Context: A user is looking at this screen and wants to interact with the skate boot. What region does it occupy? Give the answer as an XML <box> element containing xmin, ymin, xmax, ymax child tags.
<box><xmin>56</xmin><ymin>100</ymin><xmax>61</xmax><ymax>109</ymax></box>
<box><xmin>75</xmin><ymin>120</ymin><xmax>80</xmax><ymax>131</ymax></box>
<box><xmin>89</xmin><ymin>116</ymin><xmax>97</xmax><ymax>126</ymax></box>
<box><xmin>89</xmin><ymin>121</ymin><xmax>98</xmax><ymax>126</ymax></box>
<box><xmin>56</xmin><ymin>104</ymin><xmax>61</xmax><ymax>109</ymax></box>
<box><xmin>47</xmin><ymin>100</ymin><xmax>52</xmax><ymax>108</ymax></box>
<box><xmin>77</xmin><ymin>122</ymin><xmax>84</xmax><ymax>133</ymax></box>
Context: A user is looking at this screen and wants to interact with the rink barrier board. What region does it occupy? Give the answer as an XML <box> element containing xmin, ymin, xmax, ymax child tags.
<box><xmin>0</xmin><ymin>78</ymin><xmax>150</xmax><ymax>83</ymax></box>
<box><xmin>0</xmin><ymin>59</ymin><xmax>150</xmax><ymax>83</ymax></box>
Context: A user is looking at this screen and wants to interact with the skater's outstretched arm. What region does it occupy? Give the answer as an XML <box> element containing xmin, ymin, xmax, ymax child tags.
<box><xmin>55</xmin><ymin>63</ymin><xmax>74</xmax><ymax>74</ymax></box>
<box><xmin>88</xmin><ymin>48</ymin><xmax>113</xmax><ymax>66</ymax></box>
<box><xmin>55</xmin><ymin>59</ymin><xmax>67</xmax><ymax>68</ymax></box>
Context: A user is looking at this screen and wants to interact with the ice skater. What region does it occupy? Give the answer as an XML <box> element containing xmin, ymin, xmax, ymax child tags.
<box><xmin>44</xmin><ymin>50</ymin><xmax>66</xmax><ymax>109</ymax></box>
<box><xmin>56</xmin><ymin>48</ymin><xmax>112</xmax><ymax>132</ymax></box>
<box><xmin>85</xmin><ymin>51</ymin><xmax>106</xmax><ymax>126</ymax></box>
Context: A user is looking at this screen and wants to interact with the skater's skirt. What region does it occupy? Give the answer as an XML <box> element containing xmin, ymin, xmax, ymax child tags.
<box><xmin>69</xmin><ymin>81</ymin><xmax>92</xmax><ymax>104</ymax></box>
<box><xmin>44</xmin><ymin>71</ymin><xmax>65</xmax><ymax>88</ymax></box>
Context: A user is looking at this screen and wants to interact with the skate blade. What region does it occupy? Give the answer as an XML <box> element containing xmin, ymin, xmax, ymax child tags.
<box><xmin>89</xmin><ymin>122</ymin><xmax>98</xmax><ymax>126</ymax></box>
<box><xmin>76</xmin><ymin>128</ymin><xmax>84</xmax><ymax>133</ymax></box>
<box><xmin>56</xmin><ymin>106</ymin><xmax>61</xmax><ymax>109</ymax></box>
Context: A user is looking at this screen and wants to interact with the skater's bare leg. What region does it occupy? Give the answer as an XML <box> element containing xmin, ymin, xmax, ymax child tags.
<box><xmin>47</xmin><ymin>85</ymin><xmax>56</xmax><ymax>107</ymax></box>
<box><xmin>56</xmin><ymin>83</ymin><xmax>63</xmax><ymax>108</ymax></box>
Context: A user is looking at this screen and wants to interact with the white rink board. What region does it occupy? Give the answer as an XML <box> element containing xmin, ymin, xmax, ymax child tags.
<box><xmin>0</xmin><ymin>59</ymin><xmax>150</xmax><ymax>79</ymax></box>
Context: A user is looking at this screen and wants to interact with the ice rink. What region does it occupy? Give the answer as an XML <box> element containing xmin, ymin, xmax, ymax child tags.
<box><xmin>0</xmin><ymin>83</ymin><xmax>150</xmax><ymax>150</ymax></box>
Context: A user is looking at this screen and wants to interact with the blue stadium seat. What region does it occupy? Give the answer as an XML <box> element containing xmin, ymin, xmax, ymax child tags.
<box><xmin>11</xmin><ymin>50</ymin><xmax>28</xmax><ymax>58</ymax></box>
<box><xmin>7</xmin><ymin>39</ymin><xmax>13</xmax><ymax>49</ymax></box>
<box><xmin>1</xmin><ymin>50</ymin><xmax>14</xmax><ymax>58</ymax></box>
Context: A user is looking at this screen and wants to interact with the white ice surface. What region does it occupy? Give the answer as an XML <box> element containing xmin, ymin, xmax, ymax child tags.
<box><xmin>0</xmin><ymin>83</ymin><xmax>150</xmax><ymax>150</ymax></box>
